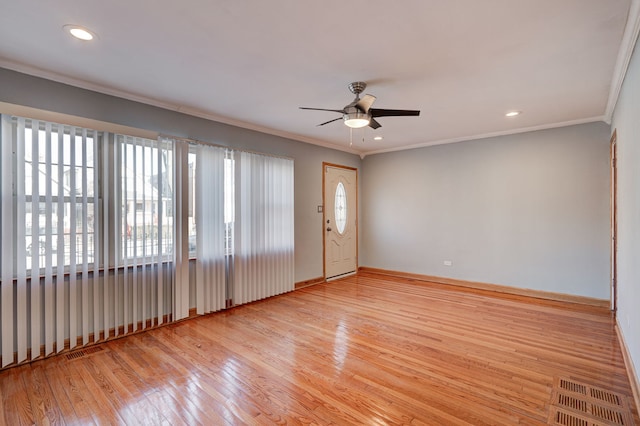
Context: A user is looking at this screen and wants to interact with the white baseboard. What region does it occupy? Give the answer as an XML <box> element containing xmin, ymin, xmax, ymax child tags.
<box><xmin>615</xmin><ymin>321</ymin><xmax>640</xmax><ymax>414</ymax></box>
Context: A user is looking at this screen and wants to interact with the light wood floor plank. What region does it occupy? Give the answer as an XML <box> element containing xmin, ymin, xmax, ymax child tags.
<box><xmin>0</xmin><ymin>272</ymin><xmax>638</xmax><ymax>425</ymax></box>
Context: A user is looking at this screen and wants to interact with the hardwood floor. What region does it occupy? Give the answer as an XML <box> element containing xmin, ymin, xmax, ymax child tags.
<box><xmin>1</xmin><ymin>272</ymin><xmax>638</xmax><ymax>425</ymax></box>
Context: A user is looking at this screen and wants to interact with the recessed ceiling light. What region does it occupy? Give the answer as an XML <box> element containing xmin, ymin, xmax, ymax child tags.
<box><xmin>373</xmin><ymin>136</ymin><xmax>383</xmax><ymax>141</ymax></box>
<box><xmin>64</xmin><ymin>25</ymin><xmax>95</xmax><ymax>41</ymax></box>
<box><xmin>505</xmin><ymin>111</ymin><xmax>521</xmax><ymax>117</ymax></box>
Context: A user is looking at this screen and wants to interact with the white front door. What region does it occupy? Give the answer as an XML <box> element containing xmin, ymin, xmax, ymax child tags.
<box><xmin>324</xmin><ymin>164</ymin><xmax>357</xmax><ymax>279</ymax></box>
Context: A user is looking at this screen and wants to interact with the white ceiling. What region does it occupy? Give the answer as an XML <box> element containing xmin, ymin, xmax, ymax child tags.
<box><xmin>0</xmin><ymin>1</ymin><xmax>636</xmax><ymax>156</ymax></box>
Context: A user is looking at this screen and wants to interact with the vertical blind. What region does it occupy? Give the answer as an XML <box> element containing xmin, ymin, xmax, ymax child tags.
<box><xmin>1</xmin><ymin>113</ymin><xmax>295</xmax><ymax>368</ymax></box>
<box><xmin>115</xmin><ymin>135</ymin><xmax>175</xmax><ymax>334</ymax></box>
<box><xmin>0</xmin><ymin>117</ymin><xmax>178</xmax><ymax>368</ymax></box>
<box><xmin>234</xmin><ymin>151</ymin><xmax>295</xmax><ymax>305</ymax></box>
<box><xmin>194</xmin><ymin>143</ymin><xmax>226</xmax><ymax>314</ymax></box>
<box><xmin>0</xmin><ymin>116</ymin><xmax>102</xmax><ymax>366</ymax></box>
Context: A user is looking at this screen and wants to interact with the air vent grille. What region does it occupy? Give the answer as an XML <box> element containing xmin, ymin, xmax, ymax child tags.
<box><xmin>65</xmin><ymin>345</ymin><xmax>105</xmax><ymax>361</ymax></box>
<box><xmin>553</xmin><ymin>409</ymin><xmax>589</xmax><ymax>426</ymax></box>
<box><xmin>549</xmin><ymin>377</ymin><xmax>632</xmax><ymax>426</ymax></box>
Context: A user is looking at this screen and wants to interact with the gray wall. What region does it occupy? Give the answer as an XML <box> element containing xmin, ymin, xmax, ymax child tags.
<box><xmin>361</xmin><ymin>122</ymin><xmax>611</xmax><ymax>299</ymax></box>
<box><xmin>0</xmin><ymin>67</ymin><xmax>614</xmax><ymax>302</ymax></box>
<box><xmin>0</xmin><ymin>67</ymin><xmax>361</xmax><ymax>283</ymax></box>
<box><xmin>611</xmin><ymin>32</ymin><xmax>640</xmax><ymax>391</ymax></box>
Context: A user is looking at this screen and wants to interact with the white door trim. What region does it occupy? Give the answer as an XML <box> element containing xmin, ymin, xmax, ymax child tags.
<box><xmin>610</xmin><ymin>130</ymin><xmax>617</xmax><ymax>312</ymax></box>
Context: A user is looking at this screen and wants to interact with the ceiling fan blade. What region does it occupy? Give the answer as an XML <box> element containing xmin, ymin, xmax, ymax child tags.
<box><xmin>368</xmin><ymin>118</ymin><xmax>382</xmax><ymax>129</ymax></box>
<box><xmin>317</xmin><ymin>117</ymin><xmax>343</xmax><ymax>126</ymax></box>
<box><xmin>370</xmin><ymin>108</ymin><xmax>421</xmax><ymax>117</ymax></box>
<box><xmin>299</xmin><ymin>107</ymin><xmax>345</xmax><ymax>113</ymax></box>
<box><xmin>356</xmin><ymin>94</ymin><xmax>376</xmax><ymax>113</ymax></box>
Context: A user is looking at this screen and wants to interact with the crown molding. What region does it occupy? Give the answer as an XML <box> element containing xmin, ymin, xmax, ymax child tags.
<box><xmin>360</xmin><ymin>116</ymin><xmax>605</xmax><ymax>157</ymax></box>
<box><xmin>605</xmin><ymin>0</ymin><xmax>640</xmax><ymax>122</ymax></box>
<box><xmin>0</xmin><ymin>59</ymin><xmax>361</xmax><ymax>156</ymax></box>
<box><xmin>0</xmin><ymin>30</ymin><xmax>629</xmax><ymax>160</ymax></box>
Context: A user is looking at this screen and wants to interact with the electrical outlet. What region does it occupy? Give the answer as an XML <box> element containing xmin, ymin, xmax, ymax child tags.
<box><xmin>443</xmin><ymin>260</ymin><xmax>452</xmax><ymax>266</ymax></box>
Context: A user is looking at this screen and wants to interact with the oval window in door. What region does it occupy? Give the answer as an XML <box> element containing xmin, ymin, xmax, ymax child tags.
<box><xmin>335</xmin><ymin>182</ymin><xmax>347</xmax><ymax>234</ymax></box>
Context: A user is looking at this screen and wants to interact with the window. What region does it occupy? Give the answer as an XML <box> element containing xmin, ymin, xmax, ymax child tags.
<box><xmin>224</xmin><ymin>154</ymin><xmax>235</xmax><ymax>255</ymax></box>
<box><xmin>188</xmin><ymin>151</ymin><xmax>196</xmax><ymax>254</ymax></box>
<box><xmin>233</xmin><ymin>151</ymin><xmax>294</xmax><ymax>305</ymax></box>
<box><xmin>335</xmin><ymin>181</ymin><xmax>347</xmax><ymax>234</ymax></box>
<box><xmin>119</xmin><ymin>135</ymin><xmax>173</xmax><ymax>259</ymax></box>
<box><xmin>8</xmin><ymin>127</ymin><xmax>179</xmax><ymax>267</ymax></box>
<box><xmin>188</xmin><ymin>148</ymin><xmax>235</xmax><ymax>256</ymax></box>
<box><xmin>21</xmin><ymin>120</ymin><xmax>98</xmax><ymax>270</ymax></box>
<box><xmin>1</xmin><ymin>113</ymin><xmax>295</xmax><ymax>368</ymax></box>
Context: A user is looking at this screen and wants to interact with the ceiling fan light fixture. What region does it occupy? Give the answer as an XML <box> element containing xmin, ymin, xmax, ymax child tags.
<box><xmin>344</xmin><ymin>111</ymin><xmax>370</xmax><ymax>128</ymax></box>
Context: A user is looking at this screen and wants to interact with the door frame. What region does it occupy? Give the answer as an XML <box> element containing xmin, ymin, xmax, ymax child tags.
<box><xmin>322</xmin><ymin>162</ymin><xmax>358</xmax><ymax>279</ymax></box>
<box><xmin>610</xmin><ymin>130</ymin><xmax>618</xmax><ymax>312</ymax></box>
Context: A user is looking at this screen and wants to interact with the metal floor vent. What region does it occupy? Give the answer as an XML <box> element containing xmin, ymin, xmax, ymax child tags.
<box><xmin>549</xmin><ymin>377</ymin><xmax>633</xmax><ymax>426</ymax></box>
<box><xmin>65</xmin><ymin>345</ymin><xmax>105</xmax><ymax>361</ymax></box>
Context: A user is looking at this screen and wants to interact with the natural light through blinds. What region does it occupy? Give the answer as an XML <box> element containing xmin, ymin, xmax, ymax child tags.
<box><xmin>234</xmin><ymin>151</ymin><xmax>294</xmax><ymax>305</ymax></box>
<box><xmin>1</xmin><ymin>114</ymin><xmax>295</xmax><ymax>369</ymax></box>
<box><xmin>1</xmin><ymin>116</ymin><xmax>100</xmax><ymax>365</ymax></box>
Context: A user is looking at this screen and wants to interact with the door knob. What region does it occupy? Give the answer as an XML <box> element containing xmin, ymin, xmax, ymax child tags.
<box><xmin>326</xmin><ymin>227</ymin><xmax>332</xmax><ymax>232</ymax></box>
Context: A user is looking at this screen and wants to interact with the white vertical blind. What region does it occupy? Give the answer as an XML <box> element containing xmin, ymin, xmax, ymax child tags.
<box><xmin>44</xmin><ymin>122</ymin><xmax>54</xmax><ymax>355</ymax></box>
<box><xmin>195</xmin><ymin>144</ymin><xmax>226</xmax><ymax>314</ymax></box>
<box><xmin>0</xmin><ymin>116</ymin><xmax>100</xmax><ymax>365</ymax></box>
<box><xmin>68</xmin><ymin>125</ymin><xmax>78</xmax><ymax>348</ymax></box>
<box><xmin>171</xmin><ymin>138</ymin><xmax>190</xmax><ymax>320</ymax></box>
<box><xmin>80</xmin><ymin>128</ymin><xmax>91</xmax><ymax>346</ymax></box>
<box><xmin>29</xmin><ymin>119</ymin><xmax>41</xmax><ymax>355</ymax></box>
<box><xmin>102</xmin><ymin>133</ymin><xmax>111</xmax><ymax>341</ymax></box>
<box><xmin>1</xmin><ymin>114</ymin><xmax>15</xmax><ymax>367</ymax></box>
<box><xmin>234</xmin><ymin>151</ymin><xmax>294</xmax><ymax>305</ymax></box>
<box><xmin>113</xmin><ymin>133</ymin><xmax>122</xmax><ymax>337</ymax></box>
<box><xmin>16</xmin><ymin>118</ymin><xmax>28</xmax><ymax>362</ymax></box>
<box><xmin>1</xmin><ymin>113</ymin><xmax>296</xmax><ymax>369</ymax></box>
<box><xmin>0</xmin><ymin>117</ymin><xmax>179</xmax><ymax>368</ymax></box>
<box><xmin>55</xmin><ymin>128</ymin><xmax>65</xmax><ymax>353</ymax></box>
<box><xmin>158</xmin><ymin>136</ymin><xmax>174</xmax><ymax>325</ymax></box>
<box><xmin>116</xmin><ymin>135</ymin><xmax>175</xmax><ymax>330</ymax></box>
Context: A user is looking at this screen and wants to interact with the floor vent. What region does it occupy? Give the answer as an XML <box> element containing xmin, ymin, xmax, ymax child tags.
<box><xmin>549</xmin><ymin>377</ymin><xmax>633</xmax><ymax>426</ymax></box>
<box><xmin>552</xmin><ymin>408</ymin><xmax>590</xmax><ymax>426</ymax></box>
<box><xmin>65</xmin><ymin>345</ymin><xmax>105</xmax><ymax>361</ymax></box>
<box><xmin>560</xmin><ymin>378</ymin><xmax>588</xmax><ymax>394</ymax></box>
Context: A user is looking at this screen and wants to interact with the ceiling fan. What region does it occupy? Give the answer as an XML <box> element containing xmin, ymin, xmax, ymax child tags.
<box><xmin>300</xmin><ymin>81</ymin><xmax>420</xmax><ymax>129</ymax></box>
